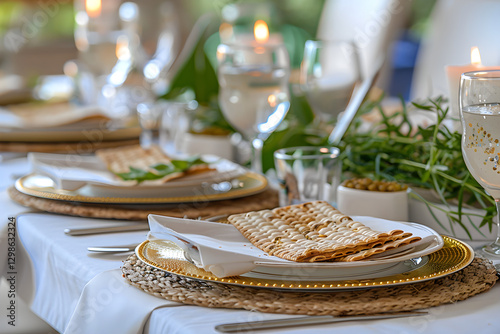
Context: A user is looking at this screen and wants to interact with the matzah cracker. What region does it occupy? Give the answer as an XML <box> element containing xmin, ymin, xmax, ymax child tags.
<box><xmin>96</xmin><ymin>145</ymin><xmax>211</xmax><ymax>183</ymax></box>
<box><xmin>228</xmin><ymin>201</ymin><xmax>413</xmax><ymax>262</ymax></box>
<box><xmin>334</xmin><ymin>233</ymin><xmax>421</xmax><ymax>262</ymax></box>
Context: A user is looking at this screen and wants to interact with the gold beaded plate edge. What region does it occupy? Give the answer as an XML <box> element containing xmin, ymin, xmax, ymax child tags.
<box><xmin>14</xmin><ymin>172</ymin><xmax>268</xmax><ymax>204</ymax></box>
<box><xmin>135</xmin><ymin>236</ymin><xmax>474</xmax><ymax>291</ymax></box>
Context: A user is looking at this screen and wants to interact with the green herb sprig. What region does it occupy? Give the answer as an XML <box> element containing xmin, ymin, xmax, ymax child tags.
<box><xmin>116</xmin><ymin>156</ymin><xmax>206</xmax><ymax>183</ymax></box>
<box><xmin>340</xmin><ymin>96</ymin><xmax>496</xmax><ymax>238</ymax></box>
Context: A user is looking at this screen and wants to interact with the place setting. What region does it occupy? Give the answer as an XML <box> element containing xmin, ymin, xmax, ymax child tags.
<box><xmin>8</xmin><ymin>143</ymin><xmax>279</xmax><ymax>220</ymax></box>
<box><xmin>122</xmin><ymin>200</ymin><xmax>494</xmax><ymax>322</ymax></box>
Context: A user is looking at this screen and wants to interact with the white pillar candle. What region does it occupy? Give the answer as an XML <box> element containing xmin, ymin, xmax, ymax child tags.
<box><xmin>445</xmin><ymin>47</ymin><xmax>500</xmax><ymax>124</ymax></box>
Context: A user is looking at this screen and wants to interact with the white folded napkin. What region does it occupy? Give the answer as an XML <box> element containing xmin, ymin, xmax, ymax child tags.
<box><xmin>147</xmin><ymin>214</ymin><xmax>442</xmax><ymax>278</ymax></box>
<box><xmin>0</xmin><ymin>102</ymin><xmax>109</xmax><ymax>129</ymax></box>
<box><xmin>28</xmin><ymin>152</ymin><xmax>245</xmax><ymax>190</ymax></box>
<box><xmin>148</xmin><ymin>215</ymin><xmax>272</xmax><ymax>277</ymax></box>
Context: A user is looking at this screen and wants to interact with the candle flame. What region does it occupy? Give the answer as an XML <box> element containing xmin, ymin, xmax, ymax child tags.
<box><xmin>86</xmin><ymin>0</ymin><xmax>101</xmax><ymax>17</ymax></box>
<box><xmin>254</xmin><ymin>20</ymin><xmax>269</xmax><ymax>43</ymax></box>
<box><xmin>219</xmin><ymin>23</ymin><xmax>234</xmax><ymax>42</ymax></box>
<box><xmin>116</xmin><ymin>35</ymin><xmax>130</xmax><ymax>60</ymax></box>
<box><xmin>471</xmin><ymin>46</ymin><xmax>482</xmax><ymax>66</ymax></box>
<box><xmin>85</xmin><ymin>0</ymin><xmax>102</xmax><ymax>17</ymax></box>
<box><xmin>267</xmin><ymin>94</ymin><xmax>276</xmax><ymax>107</ymax></box>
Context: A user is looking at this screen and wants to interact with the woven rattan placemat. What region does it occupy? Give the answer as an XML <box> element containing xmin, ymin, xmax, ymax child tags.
<box><xmin>8</xmin><ymin>186</ymin><xmax>279</xmax><ymax>220</ymax></box>
<box><xmin>122</xmin><ymin>254</ymin><xmax>497</xmax><ymax>316</ymax></box>
<box><xmin>0</xmin><ymin>138</ymin><xmax>139</xmax><ymax>153</ymax></box>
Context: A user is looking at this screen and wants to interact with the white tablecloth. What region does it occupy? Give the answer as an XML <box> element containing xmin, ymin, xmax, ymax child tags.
<box><xmin>2</xmin><ymin>158</ymin><xmax>500</xmax><ymax>334</ymax></box>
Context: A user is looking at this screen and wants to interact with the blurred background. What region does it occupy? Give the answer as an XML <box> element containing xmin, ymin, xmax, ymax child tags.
<box><xmin>0</xmin><ymin>0</ymin><xmax>436</xmax><ymax>101</ymax></box>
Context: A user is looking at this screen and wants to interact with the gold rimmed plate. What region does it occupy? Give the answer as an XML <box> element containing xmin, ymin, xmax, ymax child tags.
<box><xmin>15</xmin><ymin>172</ymin><xmax>268</xmax><ymax>204</ymax></box>
<box><xmin>136</xmin><ymin>236</ymin><xmax>474</xmax><ymax>291</ymax></box>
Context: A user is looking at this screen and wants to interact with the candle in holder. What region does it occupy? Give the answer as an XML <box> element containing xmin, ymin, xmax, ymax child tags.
<box><xmin>445</xmin><ymin>47</ymin><xmax>500</xmax><ymax>122</ymax></box>
<box><xmin>223</xmin><ymin>20</ymin><xmax>284</xmax><ymax>66</ymax></box>
<box><xmin>74</xmin><ymin>0</ymin><xmax>124</xmax><ymax>76</ymax></box>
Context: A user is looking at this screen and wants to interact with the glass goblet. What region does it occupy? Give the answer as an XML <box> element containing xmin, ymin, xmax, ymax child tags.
<box><xmin>217</xmin><ymin>43</ymin><xmax>291</xmax><ymax>172</ymax></box>
<box><xmin>301</xmin><ymin>40</ymin><xmax>360</xmax><ymax>125</ymax></box>
<box><xmin>460</xmin><ymin>70</ymin><xmax>500</xmax><ymax>258</ymax></box>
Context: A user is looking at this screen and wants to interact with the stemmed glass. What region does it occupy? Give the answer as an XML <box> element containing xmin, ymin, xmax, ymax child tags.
<box><xmin>217</xmin><ymin>43</ymin><xmax>291</xmax><ymax>172</ymax></box>
<box><xmin>460</xmin><ymin>70</ymin><xmax>500</xmax><ymax>258</ymax></box>
<box><xmin>301</xmin><ymin>40</ymin><xmax>360</xmax><ymax>125</ymax></box>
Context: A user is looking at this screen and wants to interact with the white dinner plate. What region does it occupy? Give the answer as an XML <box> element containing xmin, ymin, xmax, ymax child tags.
<box><xmin>136</xmin><ymin>235</ymin><xmax>472</xmax><ymax>291</ymax></box>
<box><xmin>28</xmin><ymin>152</ymin><xmax>246</xmax><ymax>191</ymax></box>
<box><xmin>147</xmin><ymin>214</ymin><xmax>445</xmax><ymax>279</ymax></box>
<box><xmin>15</xmin><ymin>171</ymin><xmax>268</xmax><ymax>204</ymax></box>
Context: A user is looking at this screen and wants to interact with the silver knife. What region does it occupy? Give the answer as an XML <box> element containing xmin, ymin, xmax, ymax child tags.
<box><xmin>215</xmin><ymin>311</ymin><xmax>428</xmax><ymax>333</ymax></box>
<box><xmin>87</xmin><ymin>244</ymin><xmax>139</xmax><ymax>252</ymax></box>
<box><xmin>64</xmin><ymin>224</ymin><xmax>149</xmax><ymax>236</ymax></box>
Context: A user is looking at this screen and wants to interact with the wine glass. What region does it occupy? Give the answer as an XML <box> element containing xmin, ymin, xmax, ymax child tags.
<box><xmin>301</xmin><ymin>40</ymin><xmax>360</xmax><ymax>125</ymax></box>
<box><xmin>217</xmin><ymin>43</ymin><xmax>291</xmax><ymax>172</ymax></box>
<box><xmin>460</xmin><ymin>70</ymin><xmax>500</xmax><ymax>258</ymax></box>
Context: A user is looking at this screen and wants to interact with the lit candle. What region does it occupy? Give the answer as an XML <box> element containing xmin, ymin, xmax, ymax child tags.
<box><xmin>228</xmin><ymin>20</ymin><xmax>283</xmax><ymax>47</ymax></box>
<box><xmin>445</xmin><ymin>47</ymin><xmax>500</xmax><ymax>121</ymax></box>
<box><xmin>85</xmin><ymin>0</ymin><xmax>102</xmax><ymax>18</ymax></box>
<box><xmin>254</xmin><ymin>20</ymin><xmax>269</xmax><ymax>44</ymax></box>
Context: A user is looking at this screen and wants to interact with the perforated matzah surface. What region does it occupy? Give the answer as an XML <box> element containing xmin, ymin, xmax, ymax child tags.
<box><xmin>228</xmin><ymin>201</ymin><xmax>419</xmax><ymax>262</ymax></box>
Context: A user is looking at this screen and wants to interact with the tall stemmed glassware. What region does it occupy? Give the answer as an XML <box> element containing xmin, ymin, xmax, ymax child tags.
<box><xmin>217</xmin><ymin>43</ymin><xmax>291</xmax><ymax>172</ymax></box>
<box><xmin>460</xmin><ymin>70</ymin><xmax>500</xmax><ymax>258</ymax></box>
<box><xmin>301</xmin><ymin>40</ymin><xmax>360</xmax><ymax>125</ymax></box>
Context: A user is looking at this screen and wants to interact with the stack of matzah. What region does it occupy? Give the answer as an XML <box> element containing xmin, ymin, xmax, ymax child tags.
<box><xmin>228</xmin><ymin>201</ymin><xmax>421</xmax><ymax>262</ymax></box>
<box><xmin>96</xmin><ymin>145</ymin><xmax>211</xmax><ymax>184</ymax></box>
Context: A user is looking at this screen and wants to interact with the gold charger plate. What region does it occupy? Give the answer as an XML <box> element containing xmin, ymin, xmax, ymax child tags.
<box><xmin>15</xmin><ymin>172</ymin><xmax>268</xmax><ymax>204</ymax></box>
<box><xmin>136</xmin><ymin>236</ymin><xmax>474</xmax><ymax>291</ymax></box>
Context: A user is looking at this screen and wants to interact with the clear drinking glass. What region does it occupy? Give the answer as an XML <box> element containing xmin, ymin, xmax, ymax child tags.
<box><xmin>301</xmin><ymin>40</ymin><xmax>360</xmax><ymax>124</ymax></box>
<box><xmin>460</xmin><ymin>70</ymin><xmax>500</xmax><ymax>258</ymax></box>
<box><xmin>217</xmin><ymin>43</ymin><xmax>291</xmax><ymax>172</ymax></box>
<box><xmin>274</xmin><ymin>146</ymin><xmax>342</xmax><ymax>206</ymax></box>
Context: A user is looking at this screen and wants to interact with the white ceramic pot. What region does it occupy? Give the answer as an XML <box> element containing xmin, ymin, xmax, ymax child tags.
<box><xmin>408</xmin><ymin>197</ymin><xmax>496</xmax><ymax>242</ymax></box>
<box><xmin>177</xmin><ymin>133</ymin><xmax>233</xmax><ymax>160</ymax></box>
<box><xmin>336</xmin><ymin>185</ymin><xmax>409</xmax><ymax>222</ymax></box>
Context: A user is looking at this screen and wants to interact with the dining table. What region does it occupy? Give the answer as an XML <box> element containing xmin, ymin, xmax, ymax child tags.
<box><xmin>1</xmin><ymin>155</ymin><xmax>500</xmax><ymax>334</ymax></box>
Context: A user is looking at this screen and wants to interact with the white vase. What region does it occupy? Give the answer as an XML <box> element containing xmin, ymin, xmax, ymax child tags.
<box><xmin>408</xmin><ymin>197</ymin><xmax>497</xmax><ymax>242</ymax></box>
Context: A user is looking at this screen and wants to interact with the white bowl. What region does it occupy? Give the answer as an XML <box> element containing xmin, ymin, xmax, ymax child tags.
<box><xmin>408</xmin><ymin>197</ymin><xmax>496</xmax><ymax>241</ymax></box>
<box><xmin>177</xmin><ymin>133</ymin><xmax>233</xmax><ymax>160</ymax></box>
<box><xmin>336</xmin><ymin>185</ymin><xmax>409</xmax><ymax>221</ymax></box>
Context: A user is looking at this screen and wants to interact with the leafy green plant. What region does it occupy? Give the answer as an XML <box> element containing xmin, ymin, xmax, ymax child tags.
<box><xmin>339</xmin><ymin>96</ymin><xmax>496</xmax><ymax>238</ymax></box>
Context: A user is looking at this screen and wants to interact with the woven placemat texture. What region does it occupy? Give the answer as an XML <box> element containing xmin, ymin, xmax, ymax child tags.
<box><xmin>0</xmin><ymin>138</ymin><xmax>139</xmax><ymax>153</ymax></box>
<box><xmin>122</xmin><ymin>254</ymin><xmax>497</xmax><ymax>316</ymax></box>
<box><xmin>8</xmin><ymin>186</ymin><xmax>279</xmax><ymax>220</ymax></box>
